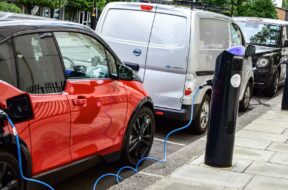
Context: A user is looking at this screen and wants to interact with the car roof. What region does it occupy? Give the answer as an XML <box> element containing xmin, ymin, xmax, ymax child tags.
<box><xmin>233</xmin><ymin>16</ymin><xmax>288</xmax><ymax>25</ymax></box>
<box><xmin>104</xmin><ymin>2</ymin><xmax>230</xmax><ymax>20</ymax></box>
<box><xmin>0</xmin><ymin>11</ymin><xmax>93</xmax><ymax>41</ymax></box>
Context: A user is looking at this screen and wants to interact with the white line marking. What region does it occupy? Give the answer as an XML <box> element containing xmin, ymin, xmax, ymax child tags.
<box><xmin>154</xmin><ymin>138</ymin><xmax>186</xmax><ymax>146</ymax></box>
<box><xmin>139</xmin><ymin>171</ymin><xmax>164</xmax><ymax>178</ymax></box>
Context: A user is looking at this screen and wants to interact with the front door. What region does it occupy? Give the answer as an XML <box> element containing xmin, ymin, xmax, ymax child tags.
<box><xmin>54</xmin><ymin>32</ymin><xmax>127</xmax><ymax>160</ymax></box>
<box><xmin>13</xmin><ymin>33</ymin><xmax>71</xmax><ymax>174</ymax></box>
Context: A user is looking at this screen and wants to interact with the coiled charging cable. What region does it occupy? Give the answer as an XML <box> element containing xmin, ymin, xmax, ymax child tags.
<box><xmin>0</xmin><ymin>110</ymin><xmax>55</xmax><ymax>190</ymax></box>
<box><xmin>92</xmin><ymin>83</ymin><xmax>208</xmax><ymax>190</ymax></box>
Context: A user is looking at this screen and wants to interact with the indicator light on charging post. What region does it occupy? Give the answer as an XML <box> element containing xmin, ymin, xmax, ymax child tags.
<box><xmin>140</xmin><ymin>5</ymin><xmax>153</xmax><ymax>11</ymax></box>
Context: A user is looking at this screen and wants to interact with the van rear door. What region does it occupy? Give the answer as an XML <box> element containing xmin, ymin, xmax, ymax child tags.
<box><xmin>144</xmin><ymin>10</ymin><xmax>190</xmax><ymax>110</ymax></box>
<box><xmin>96</xmin><ymin>4</ymin><xmax>156</xmax><ymax>81</ymax></box>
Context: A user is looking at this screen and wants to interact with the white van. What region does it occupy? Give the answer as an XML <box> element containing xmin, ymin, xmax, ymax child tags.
<box><xmin>96</xmin><ymin>2</ymin><xmax>254</xmax><ymax>134</ymax></box>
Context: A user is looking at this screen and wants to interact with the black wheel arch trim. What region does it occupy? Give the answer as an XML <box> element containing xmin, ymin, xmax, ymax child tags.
<box><xmin>0</xmin><ymin>133</ymin><xmax>33</xmax><ymax>177</ymax></box>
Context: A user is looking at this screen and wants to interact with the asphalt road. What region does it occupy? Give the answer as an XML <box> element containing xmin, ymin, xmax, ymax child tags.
<box><xmin>54</xmin><ymin>88</ymin><xmax>283</xmax><ymax>190</ymax></box>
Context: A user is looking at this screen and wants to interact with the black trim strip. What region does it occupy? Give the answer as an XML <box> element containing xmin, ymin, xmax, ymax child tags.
<box><xmin>196</xmin><ymin>71</ymin><xmax>214</xmax><ymax>76</ymax></box>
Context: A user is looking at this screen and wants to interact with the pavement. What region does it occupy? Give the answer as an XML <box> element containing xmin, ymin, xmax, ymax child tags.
<box><xmin>108</xmin><ymin>94</ymin><xmax>288</xmax><ymax>190</ymax></box>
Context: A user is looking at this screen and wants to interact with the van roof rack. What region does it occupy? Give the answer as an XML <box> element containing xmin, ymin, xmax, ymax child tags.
<box><xmin>140</xmin><ymin>0</ymin><xmax>229</xmax><ymax>14</ymax></box>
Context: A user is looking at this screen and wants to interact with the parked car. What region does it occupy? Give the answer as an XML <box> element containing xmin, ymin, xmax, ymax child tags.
<box><xmin>96</xmin><ymin>2</ymin><xmax>254</xmax><ymax>134</ymax></box>
<box><xmin>234</xmin><ymin>17</ymin><xmax>288</xmax><ymax>97</ymax></box>
<box><xmin>0</xmin><ymin>12</ymin><xmax>155</xmax><ymax>190</ymax></box>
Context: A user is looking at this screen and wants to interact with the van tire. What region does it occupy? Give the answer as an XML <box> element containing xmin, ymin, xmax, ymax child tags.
<box><xmin>0</xmin><ymin>151</ymin><xmax>24</xmax><ymax>190</ymax></box>
<box><xmin>189</xmin><ymin>94</ymin><xmax>210</xmax><ymax>134</ymax></box>
<box><xmin>239</xmin><ymin>82</ymin><xmax>252</xmax><ymax>112</ymax></box>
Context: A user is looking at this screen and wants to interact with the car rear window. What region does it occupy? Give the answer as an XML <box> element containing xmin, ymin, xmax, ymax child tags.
<box><xmin>0</xmin><ymin>40</ymin><xmax>17</xmax><ymax>87</ymax></box>
<box><xmin>100</xmin><ymin>9</ymin><xmax>154</xmax><ymax>43</ymax></box>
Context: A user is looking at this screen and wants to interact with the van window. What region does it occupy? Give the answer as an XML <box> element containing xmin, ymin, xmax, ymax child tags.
<box><xmin>14</xmin><ymin>33</ymin><xmax>65</xmax><ymax>94</ymax></box>
<box><xmin>149</xmin><ymin>14</ymin><xmax>187</xmax><ymax>47</ymax></box>
<box><xmin>0</xmin><ymin>40</ymin><xmax>17</xmax><ymax>87</ymax></box>
<box><xmin>200</xmin><ymin>19</ymin><xmax>230</xmax><ymax>49</ymax></box>
<box><xmin>101</xmin><ymin>9</ymin><xmax>154</xmax><ymax>43</ymax></box>
<box><xmin>230</xmin><ymin>23</ymin><xmax>243</xmax><ymax>46</ymax></box>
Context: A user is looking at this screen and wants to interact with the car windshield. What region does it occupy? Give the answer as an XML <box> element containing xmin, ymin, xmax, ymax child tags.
<box><xmin>238</xmin><ymin>21</ymin><xmax>281</xmax><ymax>47</ymax></box>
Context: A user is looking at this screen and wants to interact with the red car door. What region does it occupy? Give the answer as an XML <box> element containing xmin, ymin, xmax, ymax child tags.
<box><xmin>54</xmin><ymin>32</ymin><xmax>128</xmax><ymax>160</ymax></box>
<box><xmin>13</xmin><ymin>33</ymin><xmax>71</xmax><ymax>174</ymax></box>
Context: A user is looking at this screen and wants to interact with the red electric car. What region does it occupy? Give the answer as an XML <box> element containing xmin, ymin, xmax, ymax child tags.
<box><xmin>0</xmin><ymin>13</ymin><xmax>155</xmax><ymax>190</ymax></box>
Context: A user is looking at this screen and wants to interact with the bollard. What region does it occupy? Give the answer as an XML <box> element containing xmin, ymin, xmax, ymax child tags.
<box><xmin>205</xmin><ymin>46</ymin><xmax>244</xmax><ymax>167</ymax></box>
<box><xmin>282</xmin><ymin>62</ymin><xmax>288</xmax><ymax>110</ymax></box>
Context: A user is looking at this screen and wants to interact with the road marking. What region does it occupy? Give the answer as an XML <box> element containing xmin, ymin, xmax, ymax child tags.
<box><xmin>154</xmin><ymin>138</ymin><xmax>186</xmax><ymax>146</ymax></box>
<box><xmin>139</xmin><ymin>171</ymin><xmax>164</xmax><ymax>178</ymax></box>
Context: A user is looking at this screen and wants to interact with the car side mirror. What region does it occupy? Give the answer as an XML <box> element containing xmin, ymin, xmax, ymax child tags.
<box><xmin>6</xmin><ymin>94</ymin><xmax>34</xmax><ymax>123</ymax></box>
<box><xmin>245</xmin><ymin>45</ymin><xmax>256</xmax><ymax>57</ymax></box>
<box><xmin>284</xmin><ymin>40</ymin><xmax>288</xmax><ymax>47</ymax></box>
<box><xmin>118</xmin><ymin>65</ymin><xmax>135</xmax><ymax>80</ymax></box>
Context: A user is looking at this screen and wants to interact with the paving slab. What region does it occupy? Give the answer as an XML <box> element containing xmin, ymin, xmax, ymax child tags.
<box><xmin>244</xmin><ymin>176</ymin><xmax>288</xmax><ymax>190</ymax></box>
<box><xmin>234</xmin><ymin>137</ymin><xmax>271</xmax><ymax>150</ymax></box>
<box><xmin>243</xmin><ymin>123</ymin><xmax>286</xmax><ymax>134</ymax></box>
<box><xmin>269</xmin><ymin>152</ymin><xmax>288</xmax><ymax>165</ymax></box>
<box><xmin>236</xmin><ymin>130</ymin><xmax>287</xmax><ymax>142</ymax></box>
<box><xmin>170</xmin><ymin>164</ymin><xmax>252</xmax><ymax>189</ymax></box>
<box><xmin>267</xmin><ymin>142</ymin><xmax>288</xmax><ymax>153</ymax></box>
<box><xmin>233</xmin><ymin>147</ymin><xmax>275</xmax><ymax>162</ymax></box>
<box><xmin>245</xmin><ymin>161</ymin><xmax>288</xmax><ymax>180</ymax></box>
<box><xmin>258</xmin><ymin>115</ymin><xmax>288</xmax><ymax>122</ymax></box>
<box><xmin>266</xmin><ymin>110</ymin><xmax>288</xmax><ymax>116</ymax></box>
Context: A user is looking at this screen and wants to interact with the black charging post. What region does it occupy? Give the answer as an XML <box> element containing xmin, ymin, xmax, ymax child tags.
<box><xmin>281</xmin><ymin>62</ymin><xmax>288</xmax><ymax>110</ymax></box>
<box><xmin>205</xmin><ymin>46</ymin><xmax>245</xmax><ymax>167</ymax></box>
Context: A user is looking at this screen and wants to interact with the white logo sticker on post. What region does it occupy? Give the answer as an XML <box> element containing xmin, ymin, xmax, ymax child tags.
<box><xmin>230</xmin><ymin>74</ymin><xmax>241</xmax><ymax>88</ymax></box>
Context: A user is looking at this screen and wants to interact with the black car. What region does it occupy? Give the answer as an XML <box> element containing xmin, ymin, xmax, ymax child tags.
<box><xmin>234</xmin><ymin>17</ymin><xmax>288</xmax><ymax>97</ymax></box>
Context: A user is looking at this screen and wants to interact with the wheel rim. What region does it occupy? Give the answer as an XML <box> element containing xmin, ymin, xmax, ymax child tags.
<box><xmin>244</xmin><ymin>85</ymin><xmax>251</xmax><ymax>108</ymax></box>
<box><xmin>274</xmin><ymin>75</ymin><xmax>279</xmax><ymax>93</ymax></box>
<box><xmin>128</xmin><ymin>113</ymin><xmax>153</xmax><ymax>162</ymax></box>
<box><xmin>200</xmin><ymin>100</ymin><xmax>210</xmax><ymax>129</ymax></box>
<box><xmin>0</xmin><ymin>161</ymin><xmax>19</xmax><ymax>190</ymax></box>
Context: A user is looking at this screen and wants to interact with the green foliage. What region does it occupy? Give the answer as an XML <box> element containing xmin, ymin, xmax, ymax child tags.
<box><xmin>66</xmin><ymin>0</ymin><xmax>93</xmax><ymax>11</ymax></box>
<box><xmin>0</xmin><ymin>2</ymin><xmax>21</xmax><ymax>13</ymax></box>
<box><xmin>237</xmin><ymin>0</ymin><xmax>277</xmax><ymax>18</ymax></box>
<box><xmin>17</xmin><ymin>0</ymin><xmax>67</xmax><ymax>9</ymax></box>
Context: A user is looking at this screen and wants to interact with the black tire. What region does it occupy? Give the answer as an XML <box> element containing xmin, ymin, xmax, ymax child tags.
<box><xmin>189</xmin><ymin>94</ymin><xmax>210</xmax><ymax>134</ymax></box>
<box><xmin>121</xmin><ymin>107</ymin><xmax>155</xmax><ymax>166</ymax></box>
<box><xmin>264</xmin><ymin>71</ymin><xmax>280</xmax><ymax>97</ymax></box>
<box><xmin>239</xmin><ymin>82</ymin><xmax>252</xmax><ymax>112</ymax></box>
<box><xmin>0</xmin><ymin>151</ymin><xmax>24</xmax><ymax>190</ymax></box>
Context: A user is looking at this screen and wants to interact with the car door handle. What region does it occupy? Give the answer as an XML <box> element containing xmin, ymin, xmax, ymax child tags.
<box><xmin>72</xmin><ymin>96</ymin><xmax>87</xmax><ymax>106</ymax></box>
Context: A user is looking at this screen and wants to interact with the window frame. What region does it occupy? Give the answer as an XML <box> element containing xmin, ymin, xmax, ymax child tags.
<box><xmin>12</xmin><ymin>31</ymin><xmax>67</xmax><ymax>94</ymax></box>
<box><xmin>53</xmin><ymin>31</ymin><xmax>119</xmax><ymax>81</ymax></box>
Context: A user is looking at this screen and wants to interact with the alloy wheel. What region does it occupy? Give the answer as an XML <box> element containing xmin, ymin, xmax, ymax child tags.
<box><xmin>128</xmin><ymin>113</ymin><xmax>153</xmax><ymax>162</ymax></box>
<box><xmin>0</xmin><ymin>161</ymin><xmax>19</xmax><ymax>190</ymax></box>
<box><xmin>200</xmin><ymin>100</ymin><xmax>210</xmax><ymax>129</ymax></box>
<box><xmin>244</xmin><ymin>85</ymin><xmax>251</xmax><ymax>109</ymax></box>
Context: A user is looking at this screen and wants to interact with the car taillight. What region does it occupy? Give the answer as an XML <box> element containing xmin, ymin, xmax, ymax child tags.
<box><xmin>141</xmin><ymin>5</ymin><xmax>153</xmax><ymax>11</ymax></box>
<box><xmin>184</xmin><ymin>74</ymin><xmax>195</xmax><ymax>96</ymax></box>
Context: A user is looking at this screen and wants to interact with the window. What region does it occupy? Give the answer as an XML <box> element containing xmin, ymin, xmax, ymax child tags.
<box><xmin>200</xmin><ymin>19</ymin><xmax>230</xmax><ymax>50</ymax></box>
<box><xmin>0</xmin><ymin>40</ymin><xmax>17</xmax><ymax>87</ymax></box>
<box><xmin>55</xmin><ymin>32</ymin><xmax>110</xmax><ymax>79</ymax></box>
<box><xmin>150</xmin><ymin>14</ymin><xmax>187</xmax><ymax>47</ymax></box>
<box><xmin>101</xmin><ymin>10</ymin><xmax>154</xmax><ymax>43</ymax></box>
<box><xmin>230</xmin><ymin>24</ymin><xmax>243</xmax><ymax>46</ymax></box>
<box><xmin>106</xmin><ymin>50</ymin><xmax>117</xmax><ymax>76</ymax></box>
<box><xmin>14</xmin><ymin>33</ymin><xmax>65</xmax><ymax>94</ymax></box>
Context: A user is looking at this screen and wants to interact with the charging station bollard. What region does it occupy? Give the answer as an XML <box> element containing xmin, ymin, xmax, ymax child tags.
<box><xmin>205</xmin><ymin>46</ymin><xmax>245</xmax><ymax>167</ymax></box>
<box><xmin>282</xmin><ymin>62</ymin><xmax>288</xmax><ymax>110</ymax></box>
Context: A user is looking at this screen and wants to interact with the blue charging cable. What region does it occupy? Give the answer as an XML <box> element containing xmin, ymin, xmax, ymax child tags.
<box><xmin>92</xmin><ymin>84</ymin><xmax>205</xmax><ymax>190</ymax></box>
<box><xmin>0</xmin><ymin>110</ymin><xmax>55</xmax><ymax>190</ymax></box>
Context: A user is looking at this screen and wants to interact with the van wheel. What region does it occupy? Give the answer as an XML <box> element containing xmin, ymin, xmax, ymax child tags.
<box><xmin>265</xmin><ymin>71</ymin><xmax>280</xmax><ymax>97</ymax></box>
<box><xmin>239</xmin><ymin>82</ymin><xmax>252</xmax><ymax>112</ymax></box>
<box><xmin>0</xmin><ymin>151</ymin><xmax>23</xmax><ymax>190</ymax></box>
<box><xmin>189</xmin><ymin>94</ymin><xmax>210</xmax><ymax>134</ymax></box>
<box><xmin>121</xmin><ymin>107</ymin><xmax>155</xmax><ymax>166</ymax></box>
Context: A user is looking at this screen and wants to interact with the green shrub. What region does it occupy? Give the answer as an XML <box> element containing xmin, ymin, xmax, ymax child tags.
<box><xmin>0</xmin><ymin>2</ymin><xmax>22</xmax><ymax>13</ymax></box>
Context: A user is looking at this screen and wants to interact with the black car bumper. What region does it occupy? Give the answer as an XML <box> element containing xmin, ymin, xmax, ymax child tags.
<box><xmin>254</xmin><ymin>68</ymin><xmax>274</xmax><ymax>89</ymax></box>
<box><xmin>155</xmin><ymin>104</ymin><xmax>200</xmax><ymax>121</ymax></box>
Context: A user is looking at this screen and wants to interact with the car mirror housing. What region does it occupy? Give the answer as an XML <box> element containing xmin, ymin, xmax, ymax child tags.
<box><xmin>245</xmin><ymin>45</ymin><xmax>256</xmax><ymax>57</ymax></box>
<box><xmin>118</xmin><ymin>65</ymin><xmax>142</xmax><ymax>82</ymax></box>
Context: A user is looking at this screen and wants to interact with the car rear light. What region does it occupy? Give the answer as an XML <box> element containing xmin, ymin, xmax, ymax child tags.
<box><xmin>155</xmin><ymin>111</ymin><xmax>164</xmax><ymax>116</ymax></box>
<box><xmin>141</xmin><ymin>5</ymin><xmax>153</xmax><ymax>11</ymax></box>
<box><xmin>184</xmin><ymin>74</ymin><xmax>195</xmax><ymax>96</ymax></box>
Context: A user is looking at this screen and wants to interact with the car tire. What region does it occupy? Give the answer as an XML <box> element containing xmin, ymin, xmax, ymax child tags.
<box><xmin>239</xmin><ymin>82</ymin><xmax>252</xmax><ymax>112</ymax></box>
<box><xmin>121</xmin><ymin>106</ymin><xmax>155</xmax><ymax>166</ymax></box>
<box><xmin>0</xmin><ymin>151</ymin><xmax>24</xmax><ymax>190</ymax></box>
<box><xmin>189</xmin><ymin>94</ymin><xmax>210</xmax><ymax>134</ymax></box>
<box><xmin>265</xmin><ymin>71</ymin><xmax>280</xmax><ymax>97</ymax></box>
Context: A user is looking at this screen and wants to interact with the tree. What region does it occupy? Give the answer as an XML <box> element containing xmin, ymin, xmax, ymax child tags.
<box><xmin>0</xmin><ymin>2</ymin><xmax>21</xmax><ymax>13</ymax></box>
<box><xmin>238</xmin><ymin>0</ymin><xmax>277</xmax><ymax>18</ymax></box>
<box><xmin>65</xmin><ymin>0</ymin><xmax>93</xmax><ymax>21</ymax></box>
<box><xmin>17</xmin><ymin>0</ymin><xmax>67</xmax><ymax>14</ymax></box>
